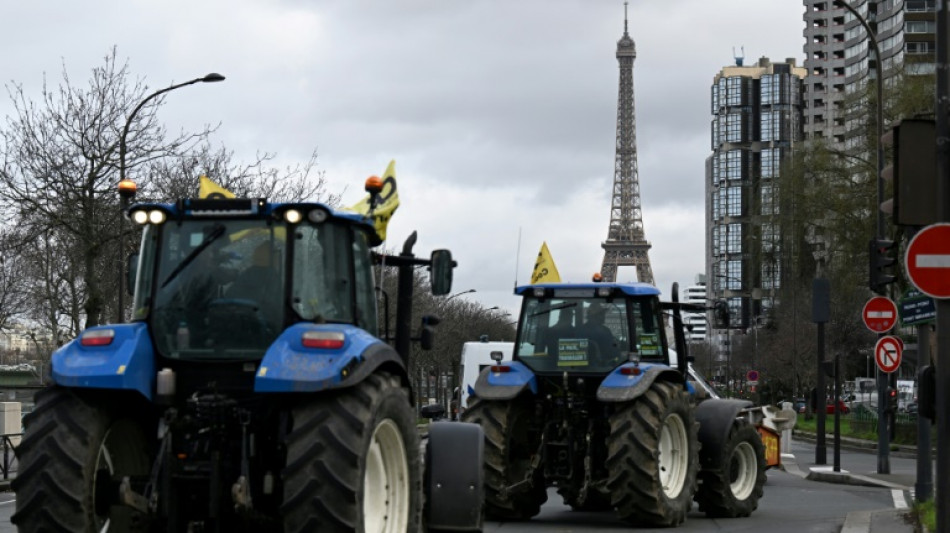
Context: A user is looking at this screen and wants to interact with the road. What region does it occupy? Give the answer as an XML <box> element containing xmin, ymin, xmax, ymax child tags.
<box><xmin>0</xmin><ymin>438</ymin><xmax>914</xmax><ymax>532</ymax></box>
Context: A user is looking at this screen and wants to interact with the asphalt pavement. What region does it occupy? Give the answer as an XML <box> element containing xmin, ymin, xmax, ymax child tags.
<box><xmin>785</xmin><ymin>433</ymin><xmax>926</xmax><ymax>533</ymax></box>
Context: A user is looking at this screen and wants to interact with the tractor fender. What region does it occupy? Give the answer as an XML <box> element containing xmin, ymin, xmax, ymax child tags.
<box><xmin>596</xmin><ymin>363</ymin><xmax>685</xmax><ymax>403</ymax></box>
<box><xmin>425</xmin><ymin>421</ymin><xmax>484</xmax><ymax>531</ymax></box>
<box><xmin>255</xmin><ymin>323</ymin><xmax>404</xmax><ymax>393</ymax></box>
<box><xmin>694</xmin><ymin>398</ymin><xmax>755</xmax><ymax>472</ymax></box>
<box><xmin>51</xmin><ymin>323</ymin><xmax>155</xmax><ymax>401</ymax></box>
<box><xmin>471</xmin><ymin>361</ymin><xmax>538</xmax><ymax>401</ymax></box>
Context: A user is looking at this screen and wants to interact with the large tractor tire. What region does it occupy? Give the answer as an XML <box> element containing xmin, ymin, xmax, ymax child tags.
<box><xmin>694</xmin><ymin>421</ymin><xmax>766</xmax><ymax>518</ymax></box>
<box><xmin>11</xmin><ymin>387</ymin><xmax>152</xmax><ymax>532</ymax></box>
<box><xmin>606</xmin><ymin>380</ymin><xmax>699</xmax><ymax>527</ymax></box>
<box><xmin>281</xmin><ymin>371</ymin><xmax>423</xmax><ymax>533</ymax></box>
<box><xmin>461</xmin><ymin>397</ymin><xmax>546</xmax><ymax>520</ymax></box>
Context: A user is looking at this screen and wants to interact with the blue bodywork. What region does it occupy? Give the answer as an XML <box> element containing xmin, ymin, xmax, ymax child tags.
<box><xmin>514</xmin><ymin>282</ymin><xmax>660</xmax><ymax>297</ymax></box>
<box><xmin>51</xmin><ymin>322</ymin><xmax>387</xmax><ymax>399</ymax></box>
<box><xmin>482</xmin><ymin>361</ymin><xmax>538</xmax><ymax>394</ymax></box>
<box><xmin>52</xmin><ymin>323</ymin><xmax>157</xmax><ymax>400</ymax></box>
<box><xmin>255</xmin><ymin>323</ymin><xmax>382</xmax><ymax>392</ymax></box>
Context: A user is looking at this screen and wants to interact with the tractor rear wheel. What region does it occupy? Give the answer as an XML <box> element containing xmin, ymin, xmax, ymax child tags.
<box><xmin>606</xmin><ymin>380</ymin><xmax>699</xmax><ymax>527</ymax></box>
<box><xmin>281</xmin><ymin>371</ymin><xmax>422</xmax><ymax>533</ymax></box>
<box><xmin>461</xmin><ymin>397</ymin><xmax>546</xmax><ymax>520</ymax></box>
<box><xmin>695</xmin><ymin>421</ymin><xmax>766</xmax><ymax>517</ymax></box>
<box><xmin>11</xmin><ymin>387</ymin><xmax>151</xmax><ymax>532</ymax></box>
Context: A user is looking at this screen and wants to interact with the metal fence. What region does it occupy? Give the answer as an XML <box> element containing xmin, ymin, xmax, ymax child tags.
<box><xmin>0</xmin><ymin>433</ymin><xmax>19</xmax><ymax>480</ymax></box>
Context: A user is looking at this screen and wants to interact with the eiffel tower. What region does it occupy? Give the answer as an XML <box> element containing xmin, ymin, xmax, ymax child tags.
<box><xmin>599</xmin><ymin>3</ymin><xmax>654</xmax><ymax>285</ymax></box>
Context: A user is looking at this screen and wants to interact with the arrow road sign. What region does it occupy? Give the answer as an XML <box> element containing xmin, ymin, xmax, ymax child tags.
<box><xmin>875</xmin><ymin>335</ymin><xmax>902</xmax><ymax>374</ymax></box>
<box><xmin>862</xmin><ymin>296</ymin><xmax>898</xmax><ymax>333</ymax></box>
<box><xmin>905</xmin><ymin>223</ymin><xmax>950</xmax><ymax>299</ymax></box>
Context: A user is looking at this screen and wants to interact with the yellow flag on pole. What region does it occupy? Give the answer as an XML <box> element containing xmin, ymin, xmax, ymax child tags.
<box><xmin>531</xmin><ymin>242</ymin><xmax>561</xmax><ymax>284</ymax></box>
<box><xmin>346</xmin><ymin>160</ymin><xmax>400</xmax><ymax>242</ymax></box>
<box><xmin>198</xmin><ymin>176</ymin><xmax>236</xmax><ymax>199</ymax></box>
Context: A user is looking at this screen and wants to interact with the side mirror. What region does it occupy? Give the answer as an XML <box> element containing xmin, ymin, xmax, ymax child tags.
<box><xmin>429</xmin><ymin>249</ymin><xmax>455</xmax><ymax>296</ymax></box>
<box><xmin>126</xmin><ymin>253</ymin><xmax>139</xmax><ymax>296</ymax></box>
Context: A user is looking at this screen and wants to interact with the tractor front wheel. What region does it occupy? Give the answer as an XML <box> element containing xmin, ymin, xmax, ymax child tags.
<box><xmin>695</xmin><ymin>421</ymin><xmax>766</xmax><ymax>517</ymax></box>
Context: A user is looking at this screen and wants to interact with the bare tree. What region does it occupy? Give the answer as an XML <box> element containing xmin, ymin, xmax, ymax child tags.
<box><xmin>0</xmin><ymin>49</ymin><xmax>216</xmax><ymax>327</ymax></box>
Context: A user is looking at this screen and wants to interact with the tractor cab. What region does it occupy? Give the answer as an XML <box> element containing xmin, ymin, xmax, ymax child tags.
<box><xmin>128</xmin><ymin>198</ymin><xmax>380</xmax><ymax>361</ymax></box>
<box><xmin>512</xmin><ymin>282</ymin><xmax>671</xmax><ymax>374</ymax></box>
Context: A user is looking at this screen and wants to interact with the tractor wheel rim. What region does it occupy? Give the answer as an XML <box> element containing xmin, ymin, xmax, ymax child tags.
<box><xmin>363</xmin><ymin>419</ymin><xmax>410</xmax><ymax>533</ymax></box>
<box><xmin>658</xmin><ymin>413</ymin><xmax>689</xmax><ymax>498</ymax></box>
<box><xmin>729</xmin><ymin>441</ymin><xmax>758</xmax><ymax>500</ymax></box>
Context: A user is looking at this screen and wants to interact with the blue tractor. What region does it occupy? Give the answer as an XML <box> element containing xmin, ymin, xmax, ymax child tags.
<box><xmin>461</xmin><ymin>280</ymin><xmax>766</xmax><ymax>527</ymax></box>
<box><xmin>12</xmin><ymin>187</ymin><xmax>483</xmax><ymax>532</ymax></box>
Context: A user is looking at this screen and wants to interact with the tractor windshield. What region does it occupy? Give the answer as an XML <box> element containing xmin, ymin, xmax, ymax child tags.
<box><xmin>133</xmin><ymin>217</ymin><xmax>375</xmax><ymax>360</ymax></box>
<box><xmin>514</xmin><ymin>295</ymin><xmax>665</xmax><ymax>373</ymax></box>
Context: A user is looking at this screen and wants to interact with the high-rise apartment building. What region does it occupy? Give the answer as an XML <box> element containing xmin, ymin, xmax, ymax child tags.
<box><xmin>707</xmin><ymin>57</ymin><xmax>807</xmax><ymax>359</ymax></box>
<box><xmin>681</xmin><ymin>276</ymin><xmax>707</xmax><ymax>344</ymax></box>
<box><xmin>802</xmin><ymin>0</ymin><xmax>937</xmax><ymax>142</ymax></box>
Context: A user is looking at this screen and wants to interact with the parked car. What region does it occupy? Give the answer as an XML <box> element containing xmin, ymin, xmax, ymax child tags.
<box><xmin>796</xmin><ymin>398</ymin><xmax>850</xmax><ymax>414</ymax></box>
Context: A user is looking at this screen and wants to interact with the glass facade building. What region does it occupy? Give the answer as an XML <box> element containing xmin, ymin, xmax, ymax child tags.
<box><xmin>707</xmin><ymin>57</ymin><xmax>806</xmax><ymax>360</ymax></box>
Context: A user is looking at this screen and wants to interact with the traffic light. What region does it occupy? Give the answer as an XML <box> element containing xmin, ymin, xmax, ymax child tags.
<box><xmin>713</xmin><ymin>300</ymin><xmax>729</xmax><ymax>329</ymax></box>
<box><xmin>868</xmin><ymin>238</ymin><xmax>897</xmax><ymax>295</ymax></box>
<box><xmin>885</xmin><ymin>386</ymin><xmax>898</xmax><ymax>414</ymax></box>
<box><xmin>881</xmin><ymin>118</ymin><xmax>938</xmax><ymax>226</ymax></box>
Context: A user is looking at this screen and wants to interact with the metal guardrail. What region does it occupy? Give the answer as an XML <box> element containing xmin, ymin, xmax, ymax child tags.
<box><xmin>0</xmin><ymin>433</ymin><xmax>20</xmax><ymax>480</ymax></box>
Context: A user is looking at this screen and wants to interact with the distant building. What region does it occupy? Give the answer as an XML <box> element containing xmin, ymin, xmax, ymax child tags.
<box><xmin>803</xmin><ymin>0</ymin><xmax>937</xmax><ymax>143</ymax></box>
<box><xmin>681</xmin><ymin>276</ymin><xmax>707</xmax><ymax>344</ymax></box>
<box><xmin>708</xmin><ymin>56</ymin><xmax>806</xmax><ymax>361</ymax></box>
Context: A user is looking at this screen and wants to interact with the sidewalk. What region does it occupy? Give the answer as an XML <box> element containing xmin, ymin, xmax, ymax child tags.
<box><xmin>784</xmin><ymin>434</ymin><xmax>920</xmax><ymax>533</ymax></box>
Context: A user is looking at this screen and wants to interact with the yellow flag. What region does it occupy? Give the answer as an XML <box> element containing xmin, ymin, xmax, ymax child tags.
<box><xmin>531</xmin><ymin>242</ymin><xmax>561</xmax><ymax>284</ymax></box>
<box><xmin>346</xmin><ymin>160</ymin><xmax>400</xmax><ymax>242</ymax></box>
<box><xmin>198</xmin><ymin>176</ymin><xmax>236</xmax><ymax>199</ymax></box>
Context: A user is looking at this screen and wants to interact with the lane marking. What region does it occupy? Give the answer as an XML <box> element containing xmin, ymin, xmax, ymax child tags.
<box><xmin>892</xmin><ymin>489</ymin><xmax>908</xmax><ymax>509</ymax></box>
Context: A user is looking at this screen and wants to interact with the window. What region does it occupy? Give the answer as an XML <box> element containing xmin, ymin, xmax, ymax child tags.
<box><xmin>725</xmin><ymin>186</ymin><xmax>742</xmax><ymax>217</ymax></box>
<box><xmin>726</xmin><ymin>224</ymin><xmax>742</xmax><ymax>254</ymax></box>
<box><xmin>906</xmin><ymin>20</ymin><xmax>935</xmax><ymax>34</ymax></box>
<box><xmin>906</xmin><ymin>41</ymin><xmax>935</xmax><ymax>54</ymax></box>
<box><xmin>906</xmin><ymin>0</ymin><xmax>936</xmax><ymax>12</ymax></box>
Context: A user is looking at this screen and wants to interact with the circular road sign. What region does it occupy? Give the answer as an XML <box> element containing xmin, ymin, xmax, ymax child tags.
<box><xmin>905</xmin><ymin>223</ymin><xmax>950</xmax><ymax>299</ymax></box>
<box><xmin>746</xmin><ymin>370</ymin><xmax>759</xmax><ymax>383</ymax></box>
<box><xmin>874</xmin><ymin>335</ymin><xmax>902</xmax><ymax>374</ymax></box>
<box><xmin>862</xmin><ymin>296</ymin><xmax>898</xmax><ymax>333</ymax></box>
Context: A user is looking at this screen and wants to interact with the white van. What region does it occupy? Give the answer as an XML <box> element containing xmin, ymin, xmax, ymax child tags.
<box><xmin>457</xmin><ymin>341</ymin><xmax>514</xmax><ymax>417</ymax></box>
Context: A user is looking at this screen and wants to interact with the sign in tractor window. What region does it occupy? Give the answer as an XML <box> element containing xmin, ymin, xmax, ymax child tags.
<box><xmin>557</xmin><ymin>338</ymin><xmax>590</xmax><ymax>367</ymax></box>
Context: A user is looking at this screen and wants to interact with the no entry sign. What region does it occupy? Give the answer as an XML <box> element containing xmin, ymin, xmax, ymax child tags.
<box><xmin>874</xmin><ymin>335</ymin><xmax>902</xmax><ymax>374</ymax></box>
<box><xmin>862</xmin><ymin>296</ymin><xmax>898</xmax><ymax>333</ymax></box>
<box><xmin>905</xmin><ymin>223</ymin><xmax>950</xmax><ymax>299</ymax></box>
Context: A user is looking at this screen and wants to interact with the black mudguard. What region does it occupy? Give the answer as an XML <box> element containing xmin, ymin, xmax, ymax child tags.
<box><xmin>694</xmin><ymin>398</ymin><xmax>754</xmax><ymax>472</ymax></box>
<box><xmin>425</xmin><ymin>421</ymin><xmax>485</xmax><ymax>531</ymax></box>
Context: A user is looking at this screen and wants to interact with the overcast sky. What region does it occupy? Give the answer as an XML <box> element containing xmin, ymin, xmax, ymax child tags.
<box><xmin>1</xmin><ymin>1</ymin><xmax>806</xmax><ymax>318</ymax></box>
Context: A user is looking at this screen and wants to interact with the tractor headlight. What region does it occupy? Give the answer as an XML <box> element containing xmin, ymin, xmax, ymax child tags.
<box><xmin>284</xmin><ymin>209</ymin><xmax>303</xmax><ymax>224</ymax></box>
<box><xmin>308</xmin><ymin>208</ymin><xmax>329</xmax><ymax>223</ymax></box>
<box><xmin>148</xmin><ymin>210</ymin><xmax>166</xmax><ymax>224</ymax></box>
<box><xmin>131</xmin><ymin>210</ymin><xmax>149</xmax><ymax>225</ymax></box>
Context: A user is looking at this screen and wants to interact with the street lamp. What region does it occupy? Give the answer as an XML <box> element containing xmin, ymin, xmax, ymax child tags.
<box><xmin>833</xmin><ymin>0</ymin><xmax>890</xmax><ymax>476</ymax></box>
<box><xmin>445</xmin><ymin>289</ymin><xmax>476</xmax><ymax>301</ymax></box>
<box><xmin>115</xmin><ymin>72</ymin><xmax>225</xmax><ymax>323</ymax></box>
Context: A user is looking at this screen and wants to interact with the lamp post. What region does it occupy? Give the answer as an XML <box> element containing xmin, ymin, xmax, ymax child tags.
<box><xmin>833</xmin><ymin>0</ymin><xmax>889</xmax><ymax>475</ymax></box>
<box><xmin>445</xmin><ymin>289</ymin><xmax>476</xmax><ymax>301</ymax></box>
<box><xmin>115</xmin><ymin>72</ymin><xmax>225</xmax><ymax>323</ymax></box>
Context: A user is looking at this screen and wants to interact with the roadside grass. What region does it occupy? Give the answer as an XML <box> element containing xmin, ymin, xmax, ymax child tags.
<box><xmin>913</xmin><ymin>500</ymin><xmax>935</xmax><ymax>533</ymax></box>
